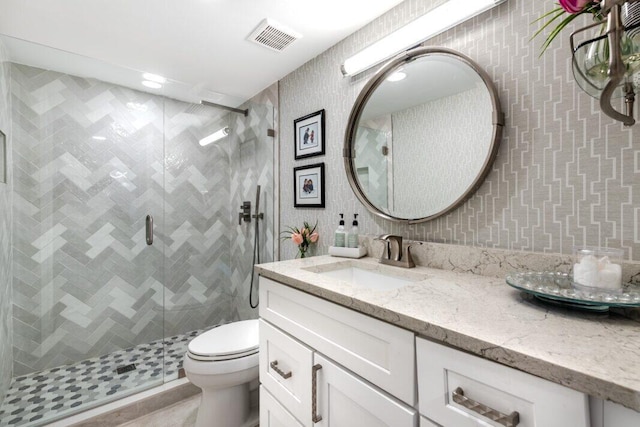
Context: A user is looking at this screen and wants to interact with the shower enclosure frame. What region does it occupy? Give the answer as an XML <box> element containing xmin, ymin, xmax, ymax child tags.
<box><xmin>0</xmin><ymin>36</ymin><xmax>276</xmax><ymax>426</ymax></box>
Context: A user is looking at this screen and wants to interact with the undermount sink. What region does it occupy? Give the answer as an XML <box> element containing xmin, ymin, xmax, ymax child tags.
<box><xmin>311</xmin><ymin>263</ymin><xmax>424</xmax><ymax>291</ymax></box>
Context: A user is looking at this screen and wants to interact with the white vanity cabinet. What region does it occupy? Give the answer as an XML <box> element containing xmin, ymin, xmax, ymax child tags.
<box><xmin>258</xmin><ymin>272</ymin><xmax>637</xmax><ymax>427</ymax></box>
<box><xmin>416</xmin><ymin>337</ymin><xmax>591</xmax><ymax>427</ymax></box>
<box><xmin>259</xmin><ymin>277</ymin><xmax>417</xmax><ymax>427</ymax></box>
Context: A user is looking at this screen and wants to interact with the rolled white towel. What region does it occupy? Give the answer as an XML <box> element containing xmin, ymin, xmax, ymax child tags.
<box><xmin>573</xmin><ymin>254</ymin><xmax>599</xmax><ymax>287</ymax></box>
<box><xmin>573</xmin><ymin>254</ymin><xmax>622</xmax><ymax>289</ymax></box>
<box><xmin>598</xmin><ymin>262</ymin><xmax>622</xmax><ymax>290</ymax></box>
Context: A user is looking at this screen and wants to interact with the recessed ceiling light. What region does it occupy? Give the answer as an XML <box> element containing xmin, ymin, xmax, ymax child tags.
<box><xmin>92</xmin><ymin>136</ymin><xmax>107</xmax><ymax>141</ymax></box>
<box><xmin>387</xmin><ymin>71</ymin><xmax>406</xmax><ymax>82</ymax></box>
<box><xmin>142</xmin><ymin>80</ymin><xmax>162</xmax><ymax>89</ymax></box>
<box><xmin>142</xmin><ymin>73</ymin><xmax>167</xmax><ymax>84</ymax></box>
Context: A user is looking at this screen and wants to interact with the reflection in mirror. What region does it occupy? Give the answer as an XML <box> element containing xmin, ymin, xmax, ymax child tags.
<box><xmin>345</xmin><ymin>47</ymin><xmax>503</xmax><ymax>223</ymax></box>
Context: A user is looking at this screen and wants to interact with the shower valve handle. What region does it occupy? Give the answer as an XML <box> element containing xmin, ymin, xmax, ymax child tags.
<box><xmin>239</xmin><ymin>201</ymin><xmax>251</xmax><ymax>225</ymax></box>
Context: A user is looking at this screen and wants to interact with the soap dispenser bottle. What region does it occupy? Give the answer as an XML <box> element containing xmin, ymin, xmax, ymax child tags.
<box><xmin>334</xmin><ymin>214</ymin><xmax>346</xmax><ymax>247</ymax></box>
<box><xmin>348</xmin><ymin>214</ymin><xmax>359</xmax><ymax>248</ymax></box>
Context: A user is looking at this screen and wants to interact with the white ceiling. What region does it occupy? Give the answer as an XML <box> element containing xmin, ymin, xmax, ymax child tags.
<box><xmin>0</xmin><ymin>0</ymin><xmax>404</xmax><ymax>106</ymax></box>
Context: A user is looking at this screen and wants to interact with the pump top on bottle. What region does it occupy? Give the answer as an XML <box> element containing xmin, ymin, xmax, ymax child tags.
<box><xmin>334</xmin><ymin>214</ymin><xmax>346</xmax><ymax>247</ymax></box>
<box><xmin>347</xmin><ymin>214</ymin><xmax>359</xmax><ymax>248</ymax></box>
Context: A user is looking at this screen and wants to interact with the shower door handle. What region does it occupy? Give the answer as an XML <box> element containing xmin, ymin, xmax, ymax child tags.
<box><xmin>146</xmin><ymin>215</ymin><xmax>153</xmax><ymax>245</ymax></box>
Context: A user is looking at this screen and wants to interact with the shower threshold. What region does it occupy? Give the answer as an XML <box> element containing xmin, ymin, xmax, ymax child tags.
<box><xmin>0</xmin><ymin>329</ymin><xmax>201</xmax><ymax>427</ymax></box>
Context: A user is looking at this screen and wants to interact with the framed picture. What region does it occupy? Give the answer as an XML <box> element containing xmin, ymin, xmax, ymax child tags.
<box><xmin>294</xmin><ymin>163</ymin><xmax>325</xmax><ymax>208</ymax></box>
<box><xmin>294</xmin><ymin>109</ymin><xmax>325</xmax><ymax>160</ymax></box>
<box><xmin>0</xmin><ymin>130</ymin><xmax>5</xmax><ymax>184</ymax></box>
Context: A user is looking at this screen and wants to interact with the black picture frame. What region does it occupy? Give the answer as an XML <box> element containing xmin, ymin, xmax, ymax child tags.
<box><xmin>294</xmin><ymin>109</ymin><xmax>325</xmax><ymax>160</ymax></box>
<box><xmin>293</xmin><ymin>163</ymin><xmax>325</xmax><ymax>208</ymax></box>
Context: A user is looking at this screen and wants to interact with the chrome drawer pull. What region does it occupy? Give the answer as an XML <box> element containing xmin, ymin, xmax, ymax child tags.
<box><xmin>269</xmin><ymin>360</ymin><xmax>292</xmax><ymax>379</ymax></box>
<box><xmin>312</xmin><ymin>364</ymin><xmax>323</xmax><ymax>423</ymax></box>
<box><xmin>452</xmin><ymin>387</ymin><xmax>520</xmax><ymax>427</ymax></box>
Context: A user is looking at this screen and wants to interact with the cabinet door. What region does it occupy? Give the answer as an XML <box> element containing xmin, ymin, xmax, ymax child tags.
<box><xmin>260</xmin><ymin>320</ymin><xmax>313</xmax><ymax>426</ymax></box>
<box><xmin>314</xmin><ymin>354</ymin><xmax>417</xmax><ymax>427</ymax></box>
<box><xmin>261</xmin><ymin>386</ymin><xmax>305</xmax><ymax>427</ymax></box>
<box><xmin>419</xmin><ymin>416</ymin><xmax>441</xmax><ymax>427</ymax></box>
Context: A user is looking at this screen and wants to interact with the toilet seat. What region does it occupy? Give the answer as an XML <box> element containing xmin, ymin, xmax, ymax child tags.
<box><xmin>187</xmin><ymin>319</ymin><xmax>259</xmax><ymax>362</ymax></box>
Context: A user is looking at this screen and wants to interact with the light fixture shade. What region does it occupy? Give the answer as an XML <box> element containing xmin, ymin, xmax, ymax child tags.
<box><xmin>341</xmin><ymin>0</ymin><xmax>507</xmax><ymax>76</ymax></box>
<box><xmin>142</xmin><ymin>80</ymin><xmax>162</xmax><ymax>89</ymax></box>
<box><xmin>142</xmin><ymin>72</ymin><xmax>167</xmax><ymax>84</ymax></box>
<box><xmin>199</xmin><ymin>127</ymin><xmax>230</xmax><ymax>146</ymax></box>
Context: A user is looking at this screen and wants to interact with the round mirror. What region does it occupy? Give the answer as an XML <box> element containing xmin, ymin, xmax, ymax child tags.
<box><xmin>344</xmin><ymin>47</ymin><xmax>504</xmax><ymax>224</ymax></box>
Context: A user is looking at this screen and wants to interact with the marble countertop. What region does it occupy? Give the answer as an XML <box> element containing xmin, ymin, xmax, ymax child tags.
<box><xmin>255</xmin><ymin>255</ymin><xmax>640</xmax><ymax>412</ymax></box>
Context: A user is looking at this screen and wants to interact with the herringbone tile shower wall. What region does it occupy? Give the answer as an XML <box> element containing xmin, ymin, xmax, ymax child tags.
<box><xmin>9</xmin><ymin>64</ymin><xmax>247</xmax><ymax>375</ymax></box>
<box><xmin>280</xmin><ymin>0</ymin><xmax>639</xmax><ymax>261</ymax></box>
<box><xmin>0</xmin><ymin>39</ymin><xmax>14</xmax><ymax>407</ymax></box>
<box><xmin>229</xmin><ymin>97</ymin><xmax>277</xmax><ymax>321</ymax></box>
<box><xmin>162</xmin><ymin>100</ymin><xmax>234</xmax><ymax>338</ymax></box>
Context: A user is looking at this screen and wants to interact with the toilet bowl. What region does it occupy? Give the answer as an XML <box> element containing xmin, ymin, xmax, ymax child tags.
<box><xmin>183</xmin><ymin>319</ymin><xmax>259</xmax><ymax>427</ymax></box>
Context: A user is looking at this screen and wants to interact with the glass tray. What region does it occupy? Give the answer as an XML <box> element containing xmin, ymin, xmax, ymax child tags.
<box><xmin>506</xmin><ymin>271</ymin><xmax>640</xmax><ymax>311</ymax></box>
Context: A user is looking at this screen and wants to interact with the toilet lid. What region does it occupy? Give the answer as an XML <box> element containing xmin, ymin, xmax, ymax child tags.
<box><xmin>187</xmin><ymin>319</ymin><xmax>259</xmax><ymax>359</ymax></box>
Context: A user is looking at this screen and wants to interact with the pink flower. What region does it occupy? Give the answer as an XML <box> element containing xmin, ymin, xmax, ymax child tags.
<box><xmin>309</xmin><ymin>231</ymin><xmax>319</xmax><ymax>243</ymax></box>
<box><xmin>558</xmin><ymin>0</ymin><xmax>590</xmax><ymax>14</ymax></box>
<box><xmin>291</xmin><ymin>232</ymin><xmax>303</xmax><ymax>245</ymax></box>
<box><xmin>301</xmin><ymin>227</ymin><xmax>310</xmax><ymax>237</ymax></box>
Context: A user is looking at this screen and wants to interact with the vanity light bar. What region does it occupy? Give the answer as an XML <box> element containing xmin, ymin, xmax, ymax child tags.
<box><xmin>341</xmin><ymin>0</ymin><xmax>507</xmax><ymax>77</ymax></box>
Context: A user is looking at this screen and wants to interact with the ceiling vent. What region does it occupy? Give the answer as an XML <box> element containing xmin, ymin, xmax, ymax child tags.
<box><xmin>248</xmin><ymin>19</ymin><xmax>301</xmax><ymax>52</ymax></box>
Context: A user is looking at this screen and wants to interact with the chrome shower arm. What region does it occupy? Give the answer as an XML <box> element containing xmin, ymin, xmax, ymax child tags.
<box><xmin>200</xmin><ymin>100</ymin><xmax>248</xmax><ymax>116</ymax></box>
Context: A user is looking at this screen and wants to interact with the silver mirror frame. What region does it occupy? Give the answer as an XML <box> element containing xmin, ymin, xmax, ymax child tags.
<box><xmin>343</xmin><ymin>46</ymin><xmax>505</xmax><ymax>224</ymax></box>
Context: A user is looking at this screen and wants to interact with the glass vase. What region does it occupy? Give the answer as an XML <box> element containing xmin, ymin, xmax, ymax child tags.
<box><xmin>298</xmin><ymin>244</ymin><xmax>308</xmax><ymax>258</ymax></box>
<box><xmin>623</xmin><ymin>2</ymin><xmax>640</xmax><ymax>39</ymax></box>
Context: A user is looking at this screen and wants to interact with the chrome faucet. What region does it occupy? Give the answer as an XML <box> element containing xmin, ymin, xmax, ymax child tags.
<box><xmin>375</xmin><ymin>234</ymin><xmax>416</xmax><ymax>268</ymax></box>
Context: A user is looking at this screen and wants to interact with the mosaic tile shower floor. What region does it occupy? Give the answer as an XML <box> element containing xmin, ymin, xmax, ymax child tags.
<box><xmin>0</xmin><ymin>329</ymin><xmax>201</xmax><ymax>427</ymax></box>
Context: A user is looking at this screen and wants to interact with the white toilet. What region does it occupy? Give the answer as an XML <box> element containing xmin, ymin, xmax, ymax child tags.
<box><xmin>183</xmin><ymin>319</ymin><xmax>259</xmax><ymax>427</ymax></box>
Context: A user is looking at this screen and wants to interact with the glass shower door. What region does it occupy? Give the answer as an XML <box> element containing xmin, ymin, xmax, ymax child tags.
<box><xmin>4</xmin><ymin>47</ymin><xmax>166</xmax><ymax>425</ymax></box>
<box><xmin>161</xmin><ymin>98</ymin><xmax>234</xmax><ymax>381</ymax></box>
<box><xmin>160</xmin><ymin>95</ymin><xmax>276</xmax><ymax>380</ymax></box>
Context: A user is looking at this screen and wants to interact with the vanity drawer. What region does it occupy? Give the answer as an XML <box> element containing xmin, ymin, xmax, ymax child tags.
<box><xmin>259</xmin><ymin>277</ymin><xmax>415</xmax><ymax>405</ymax></box>
<box><xmin>260</xmin><ymin>319</ymin><xmax>312</xmax><ymax>425</ymax></box>
<box><xmin>590</xmin><ymin>397</ymin><xmax>640</xmax><ymax>427</ymax></box>
<box><xmin>416</xmin><ymin>337</ymin><xmax>590</xmax><ymax>427</ymax></box>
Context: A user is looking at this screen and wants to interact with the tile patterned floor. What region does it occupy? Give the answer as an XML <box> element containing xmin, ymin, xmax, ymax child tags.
<box><xmin>0</xmin><ymin>329</ymin><xmax>202</xmax><ymax>427</ymax></box>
